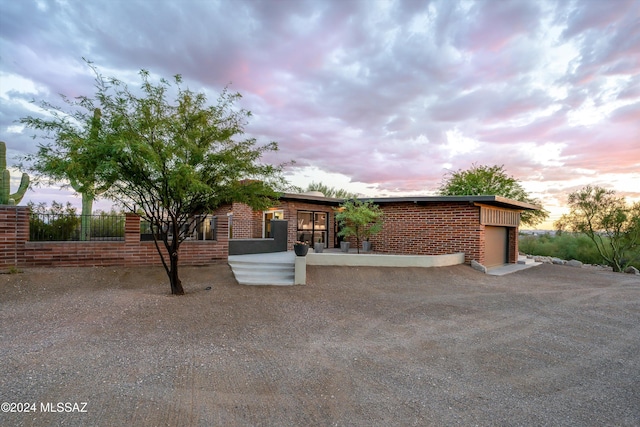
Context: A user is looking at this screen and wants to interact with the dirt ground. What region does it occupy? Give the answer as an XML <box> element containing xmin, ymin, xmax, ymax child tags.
<box><xmin>1</xmin><ymin>262</ymin><xmax>639</xmax><ymax>427</ymax></box>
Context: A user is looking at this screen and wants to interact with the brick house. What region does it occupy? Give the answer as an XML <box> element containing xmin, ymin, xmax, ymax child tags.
<box><xmin>226</xmin><ymin>193</ymin><xmax>538</xmax><ymax>267</ymax></box>
<box><xmin>1</xmin><ymin>192</ymin><xmax>537</xmax><ymax>270</ymax></box>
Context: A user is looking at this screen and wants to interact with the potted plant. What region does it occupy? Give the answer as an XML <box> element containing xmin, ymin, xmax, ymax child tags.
<box><xmin>314</xmin><ymin>239</ymin><xmax>324</xmax><ymax>253</ymax></box>
<box><xmin>294</xmin><ymin>240</ymin><xmax>309</xmax><ymax>256</ymax></box>
<box><xmin>335</xmin><ymin>199</ymin><xmax>383</xmax><ymax>254</ymax></box>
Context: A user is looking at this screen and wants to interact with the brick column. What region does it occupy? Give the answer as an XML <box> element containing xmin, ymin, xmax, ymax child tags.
<box><xmin>508</xmin><ymin>227</ymin><xmax>519</xmax><ymax>263</ymax></box>
<box><xmin>0</xmin><ymin>206</ymin><xmax>29</xmax><ymax>268</ymax></box>
<box><xmin>125</xmin><ymin>213</ymin><xmax>141</xmax><ymax>243</ymax></box>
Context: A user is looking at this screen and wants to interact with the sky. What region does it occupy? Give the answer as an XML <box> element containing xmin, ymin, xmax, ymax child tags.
<box><xmin>1</xmin><ymin>0</ymin><xmax>639</xmax><ymax>229</ymax></box>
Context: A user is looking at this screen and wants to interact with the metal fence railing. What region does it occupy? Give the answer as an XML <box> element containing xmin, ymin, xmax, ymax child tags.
<box><xmin>29</xmin><ymin>214</ymin><xmax>126</xmax><ymax>241</ymax></box>
<box><xmin>140</xmin><ymin>215</ymin><xmax>218</xmax><ymax>241</ymax></box>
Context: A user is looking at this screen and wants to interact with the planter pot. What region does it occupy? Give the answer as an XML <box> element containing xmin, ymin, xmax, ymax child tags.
<box><xmin>314</xmin><ymin>242</ymin><xmax>324</xmax><ymax>253</ymax></box>
<box><xmin>362</xmin><ymin>241</ymin><xmax>372</xmax><ymax>252</ymax></box>
<box><xmin>294</xmin><ymin>244</ymin><xmax>309</xmax><ymax>256</ymax></box>
<box><xmin>340</xmin><ymin>241</ymin><xmax>350</xmax><ymax>253</ymax></box>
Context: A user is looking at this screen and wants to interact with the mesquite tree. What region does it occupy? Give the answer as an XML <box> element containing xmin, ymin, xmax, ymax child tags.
<box><xmin>20</xmin><ymin>102</ymin><xmax>114</xmax><ymax>240</ymax></box>
<box><xmin>99</xmin><ymin>70</ymin><xmax>285</xmax><ymax>294</ymax></box>
<box><xmin>555</xmin><ymin>186</ymin><xmax>640</xmax><ymax>272</ymax></box>
<box><xmin>439</xmin><ymin>164</ymin><xmax>548</xmax><ymax>227</ymax></box>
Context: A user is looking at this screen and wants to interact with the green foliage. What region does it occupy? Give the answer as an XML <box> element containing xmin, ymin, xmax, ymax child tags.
<box><xmin>1</xmin><ymin>141</ymin><xmax>30</xmax><ymax>205</ymax></box>
<box><xmin>304</xmin><ymin>182</ymin><xmax>358</xmax><ymax>199</ymax></box>
<box><xmin>555</xmin><ymin>185</ymin><xmax>640</xmax><ymax>272</ymax></box>
<box><xmin>438</xmin><ymin>164</ymin><xmax>548</xmax><ymax>227</ymax></box>
<box><xmin>93</xmin><ymin>67</ymin><xmax>287</xmax><ymax>294</ymax></box>
<box><xmin>519</xmin><ymin>233</ymin><xmax>619</xmax><ymax>266</ymax></box>
<box><xmin>90</xmin><ymin>209</ymin><xmax>125</xmax><ymax>239</ymax></box>
<box><xmin>20</xmin><ymin>61</ymin><xmax>120</xmax><ymax>237</ymax></box>
<box><xmin>28</xmin><ymin>201</ymin><xmax>81</xmax><ymax>241</ymax></box>
<box><xmin>335</xmin><ymin>199</ymin><xmax>383</xmax><ymax>253</ymax></box>
<box><xmin>7</xmin><ymin>265</ymin><xmax>23</xmax><ymax>274</ymax></box>
<box><xmin>28</xmin><ymin>201</ymin><xmax>124</xmax><ymax>241</ymax></box>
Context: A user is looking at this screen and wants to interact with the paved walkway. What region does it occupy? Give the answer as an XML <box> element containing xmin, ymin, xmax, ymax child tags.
<box><xmin>487</xmin><ymin>262</ymin><xmax>542</xmax><ymax>276</ymax></box>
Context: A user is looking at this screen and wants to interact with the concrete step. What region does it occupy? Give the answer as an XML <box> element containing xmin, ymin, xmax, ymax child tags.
<box><xmin>228</xmin><ymin>252</ymin><xmax>295</xmax><ymax>286</ymax></box>
<box><xmin>517</xmin><ymin>255</ymin><xmax>536</xmax><ymax>265</ymax></box>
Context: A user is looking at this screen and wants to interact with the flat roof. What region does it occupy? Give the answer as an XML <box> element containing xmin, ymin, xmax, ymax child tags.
<box><xmin>279</xmin><ymin>193</ymin><xmax>540</xmax><ymax>211</ymax></box>
<box><xmin>279</xmin><ymin>192</ymin><xmax>343</xmax><ymax>205</ymax></box>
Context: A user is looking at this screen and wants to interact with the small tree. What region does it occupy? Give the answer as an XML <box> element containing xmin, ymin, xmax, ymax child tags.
<box><xmin>99</xmin><ymin>69</ymin><xmax>286</xmax><ymax>294</ymax></box>
<box><xmin>20</xmin><ymin>64</ymin><xmax>117</xmax><ymax>240</ymax></box>
<box><xmin>439</xmin><ymin>164</ymin><xmax>548</xmax><ymax>227</ymax></box>
<box><xmin>555</xmin><ymin>185</ymin><xmax>640</xmax><ymax>272</ymax></box>
<box><xmin>335</xmin><ymin>199</ymin><xmax>383</xmax><ymax>254</ymax></box>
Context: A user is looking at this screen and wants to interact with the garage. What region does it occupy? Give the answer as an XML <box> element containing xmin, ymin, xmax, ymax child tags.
<box><xmin>485</xmin><ymin>226</ymin><xmax>508</xmax><ymax>267</ymax></box>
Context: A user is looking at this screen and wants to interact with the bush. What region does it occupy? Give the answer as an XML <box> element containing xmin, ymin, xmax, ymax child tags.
<box><xmin>28</xmin><ymin>201</ymin><xmax>125</xmax><ymax>241</ymax></box>
<box><xmin>519</xmin><ymin>233</ymin><xmax>640</xmax><ymax>268</ymax></box>
<box><xmin>28</xmin><ymin>201</ymin><xmax>81</xmax><ymax>241</ymax></box>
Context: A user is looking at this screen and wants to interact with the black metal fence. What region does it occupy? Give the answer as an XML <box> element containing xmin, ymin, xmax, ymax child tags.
<box><xmin>140</xmin><ymin>215</ymin><xmax>217</xmax><ymax>241</ymax></box>
<box><xmin>29</xmin><ymin>213</ymin><xmax>126</xmax><ymax>241</ymax></box>
<box><xmin>29</xmin><ymin>213</ymin><xmax>218</xmax><ymax>242</ymax></box>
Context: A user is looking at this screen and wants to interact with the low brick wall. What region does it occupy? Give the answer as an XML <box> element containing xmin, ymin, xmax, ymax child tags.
<box><xmin>0</xmin><ymin>207</ymin><xmax>229</xmax><ymax>269</ymax></box>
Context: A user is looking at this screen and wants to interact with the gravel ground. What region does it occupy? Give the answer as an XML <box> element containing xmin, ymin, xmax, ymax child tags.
<box><xmin>1</xmin><ymin>262</ymin><xmax>639</xmax><ymax>426</ymax></box>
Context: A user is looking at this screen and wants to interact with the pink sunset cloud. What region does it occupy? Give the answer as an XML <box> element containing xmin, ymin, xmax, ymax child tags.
<box><xmin>1</xmin><ymin>0</ymin><xmax>639</xmax><ymax>227</ymax></box>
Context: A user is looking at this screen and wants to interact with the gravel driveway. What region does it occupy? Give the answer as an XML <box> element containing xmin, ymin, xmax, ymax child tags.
<box><xmin>1</xmin><ymin>262</ymin><xmax>639</xmax><ymax>426</ymax></box>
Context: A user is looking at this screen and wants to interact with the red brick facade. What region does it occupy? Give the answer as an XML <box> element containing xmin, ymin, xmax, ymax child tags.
<box><xmin>366</xmin><ymin>202</ymin><xmax>519</xmax><ymax>264</ymax></box>
<box><xmin>226</xmin><ymin>199</ymin><xmax>338</xmax><ymax>250</ymax></box>
<box><xmin>2</xmin><ymin>195</ymin><xmax>526</xmax><ymax>270</ymax></box>
<box><xmin>226</xmin><ymin>197</ymin><xmax>522</xmax><ymax>265</ymax></box>
<box><xmin>1</xmin><ymin>206</ymin><xmax>228</xmax><ymax>269</ymax></box>
<box><xmin>368</xmin><ymin>202</ymin><xmax>484</xmax><ymax>262</ymax></box>
<box><xmin>228</xmin><ymin>202</ymin><xmax>261</xmax><ymax>238</ymax></box>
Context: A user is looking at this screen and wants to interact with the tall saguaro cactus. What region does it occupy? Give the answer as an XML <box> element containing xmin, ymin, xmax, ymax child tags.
<box><xmin>1</xmin><ymin>141</ymin><xmax>30</xmax><ymax>205</ymax></box>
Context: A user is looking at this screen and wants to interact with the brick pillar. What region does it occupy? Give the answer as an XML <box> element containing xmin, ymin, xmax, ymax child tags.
<box><xmin>0</xmin><ymin>206</ymin><xmax>29</xmax><ymax>268</ymax></box>
<box><xmin>509</xmin><ymin>227</ymin><xmax>519</xmax><ymax>263</ymax></box>
<box><xmin>125</xmin><ymin>213</ymin><xmax>141</xmax><ymax>243</ymax></box>
<box><xmin>215</xmin><ymin>215</ymin><xmax>229</xmax><ymax>258</ymax></box>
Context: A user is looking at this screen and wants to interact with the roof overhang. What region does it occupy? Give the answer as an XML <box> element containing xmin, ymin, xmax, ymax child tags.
<box><xmin>278</xmin><ymin>192</ymin><xmax>343</xmax><ymax>206</ymax></box>
<box><xmin>279</xmin><ymin>193</ymin><xmax>540</xmax><ymax>211</ymax></box>
<box><xmin>367</xmin><ymin>195</ymin><xmax>539</xmax><ymax>211</ymax></box>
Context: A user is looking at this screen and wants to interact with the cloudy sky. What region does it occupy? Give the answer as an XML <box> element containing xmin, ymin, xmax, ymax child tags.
<box><xmin>1</xmin><ymin>0</ymin><xmax>639</xmax><ymax>228</ymax></box>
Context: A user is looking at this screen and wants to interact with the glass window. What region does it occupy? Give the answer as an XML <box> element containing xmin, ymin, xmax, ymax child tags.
<box><xmin>297</xmin><ymin>210</ymin><xmax>328</xmax><ymax>247</ymax></box>
<box><xmin>314</xmin><ymin>212</ymin><xmax>327</xmax><ymax>230</ymax></box>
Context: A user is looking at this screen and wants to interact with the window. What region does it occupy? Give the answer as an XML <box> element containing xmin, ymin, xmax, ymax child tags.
<box><xmin>297</xmin><ymin>210</ymin><xmax>328</xmax><ymax>247</ymax></box>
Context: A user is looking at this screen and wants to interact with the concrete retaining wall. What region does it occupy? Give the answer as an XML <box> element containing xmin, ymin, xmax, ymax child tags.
<box><xmin>306</xmin><ymin>252</ymin><xmax>465</xmax><ymax>267</ymax></box>
<box><xmin>295</xmin><ymin>252</ymin><xmax>465</xmax><ymax>285</ymax></box>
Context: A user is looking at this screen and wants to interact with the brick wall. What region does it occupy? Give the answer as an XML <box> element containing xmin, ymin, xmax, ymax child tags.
<box><xmin>367</xmin><ymin>202</ymin><xmax>484</xmax><ymax>264</ymax></box>
<box><xmin>277</xmin><ymin>201</ymin><xmax>337</xmax><ymax>250</ymax></box>
<box><xmin>222</xmin><ymin>200</ymin><xmax>522</xmax><ymax>265</ymax></box>
<box><xmin>229</xmin><ymin>202</ymin><xmax>255</xmax><ymax>238</ymax></box>
<box><xmin>0</xmin><ymin>206</ymin><xmax>229</xmax><ymax>269</ymax></box>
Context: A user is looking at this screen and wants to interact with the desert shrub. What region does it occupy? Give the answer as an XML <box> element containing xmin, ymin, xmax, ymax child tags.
<box><xmin>28</xmin><ymin>201</ymin><xmax>81</xmax><ymax>241</ymax></box>
<box><xmin>519</xmin><ymin>233</ymin><xmax>638</xmax><ymax>267</ymax></box>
